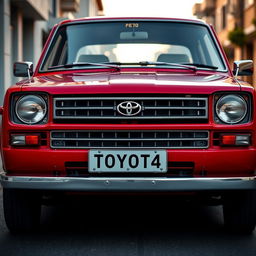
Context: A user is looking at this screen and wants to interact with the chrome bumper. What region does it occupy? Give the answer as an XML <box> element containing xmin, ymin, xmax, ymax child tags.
<box><xmin>1</xmin><ymin>173</ymin><xmax>256</xmax><ymax>191</ymax></box>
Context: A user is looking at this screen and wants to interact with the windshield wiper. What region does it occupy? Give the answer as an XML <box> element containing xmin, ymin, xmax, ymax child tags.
<box><xmin>48</xmin><ymin>62</ymin><xmax>218</xmax><ymax>72</ymax></box>
<box><xmin>105</xmin><ymin>61</ymin><xmax>197</xmax><ymax>71</ymax></box>
<box><xmin>48</xmin><ymin>62</ymin><xmax>121</xmax><ymax>71</ymax></box>
<box><xmin>105</xmin><ymin>61</ymin><xmax>219</xmax><ymax>71</ymax></box>
<box><xmin>182</xmin><ymin>63</ymin><xmax>218</xmax><ymax>70</ymax></box>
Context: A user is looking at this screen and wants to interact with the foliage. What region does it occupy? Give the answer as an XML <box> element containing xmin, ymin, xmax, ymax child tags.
<box><xmin>228</xmin><ymin>28</ymin><xmax>246</xmax><ymax>47</ymax></box>
<box><xmin>252</xmin><ymin>18</ymin><xmax>256</xmax><ymax>26</ymax></box>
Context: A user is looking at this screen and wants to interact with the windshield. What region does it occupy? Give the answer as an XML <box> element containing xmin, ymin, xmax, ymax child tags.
<box><xmin>41</xmin><ymin>21</ymin><xmax>226</xmax><ymax>71</ymax></box>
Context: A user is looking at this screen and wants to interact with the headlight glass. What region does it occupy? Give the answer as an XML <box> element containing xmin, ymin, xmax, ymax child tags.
<box><xmin>15</xmin><ymin>95</ymin><xmax>47</xmax><ymax>124</ymax></box>
<box><xmin>216</xmin><ymin>95</ymin><xmax>247</xmax><ymax>124</ymax></box>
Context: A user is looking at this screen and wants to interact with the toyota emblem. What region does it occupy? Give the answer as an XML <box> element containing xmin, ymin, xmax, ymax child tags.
<box><xmin>117</xmin><ymin>101</ymin><xmax>142</xmax><ymax>116</ymax></box>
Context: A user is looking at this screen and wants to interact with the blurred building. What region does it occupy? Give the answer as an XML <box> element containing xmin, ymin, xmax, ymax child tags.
<box><xmin>0</xmin><ymin>0</ymin><xmax>103</xmax><ymax>105</ymax></box>
<box><xmin>193</xmin><ymin>0</ymin><xmax>256</xmax><ymax>85</ymax></box>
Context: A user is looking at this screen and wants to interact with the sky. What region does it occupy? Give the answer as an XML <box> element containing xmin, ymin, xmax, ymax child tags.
<box><xmin>102</xmin><ymin>0</ymin><xmax>203</xmax><ymax>19</ymax></box>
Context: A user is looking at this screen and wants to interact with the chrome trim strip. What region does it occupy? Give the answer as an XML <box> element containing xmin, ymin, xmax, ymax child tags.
<box><xmin>1</xmin><ymin>174</ymin><xmax>256</xmax><ymax>191</ymax></box>
<box><xmin>54</xmin><ymin>107</ymin><xmax>206</xmax><ymax>110</ymax></box>
<box><xmin>51</xmin><ymin>138</ymin><xmax>208</xmax><ymax>141</ymax></box>
<box><xmin>54</xmin><ymin>97</ymin><xmax>208</xmax><ymax>100</ymax></box>
<box><xmin>51</xmin><ymin>146</ymin><xmax>208</xmax><ymax>149</ymax></box>
<box><xmin>53</xmin><ymin>116</ymin><xmax>208</xmax><ymax>120</ymax></box>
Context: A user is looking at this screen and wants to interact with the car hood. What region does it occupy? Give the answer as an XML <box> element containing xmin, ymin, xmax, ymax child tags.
<box><xmin>19</xmin><ymin>71</ymin><xmax>248</xmax><ymax>95</ymax></box>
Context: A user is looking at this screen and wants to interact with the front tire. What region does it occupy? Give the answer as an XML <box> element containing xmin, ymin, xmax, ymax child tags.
<box><xmin>3</xmin><ymin>188</ymin><xmax>41</xmax><ymax>233</ymax></box>
<box><xmin>223</xmin><ymin>190</ymin><xmax>256</xmax><ymax>234</ymax></box>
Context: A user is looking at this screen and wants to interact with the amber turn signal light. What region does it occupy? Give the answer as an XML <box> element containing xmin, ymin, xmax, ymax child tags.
<box><xmin>220</xmin><ymin>134</ymin><xmax>250</xmax><ymax>146</ymax></box>
<box><xmin>25</xmin><ymin>135</ymin><xmax>40</xmax><ymax>145</ymax></box>
<box><xmin>11</xmin><ymin>134</ymin><xmax>41</xmax><ymax>146</ymax></box>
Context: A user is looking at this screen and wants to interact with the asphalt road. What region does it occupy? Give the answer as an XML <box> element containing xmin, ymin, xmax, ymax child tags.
<box><xmin>0</xmin><ymin>187</ymin><xmax>256</xmax><ymax>256</ymax></box>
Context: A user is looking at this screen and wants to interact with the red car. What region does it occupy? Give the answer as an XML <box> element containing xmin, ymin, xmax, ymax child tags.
<box><xmin>1</xmin><ymin>17</ymin><xmax>256</xmax><ymax>233</ymax></box>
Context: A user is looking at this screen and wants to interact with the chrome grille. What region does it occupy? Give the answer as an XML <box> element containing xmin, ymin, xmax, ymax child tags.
<box><xmin>53</xmin><ymin>97</ymin><xmax>208</xmax><ymax>121</ymax></box>
<box><xmin>51</xmin><ymin>130</ymin><xmax>209</xmax><ymax>149</ymax></box>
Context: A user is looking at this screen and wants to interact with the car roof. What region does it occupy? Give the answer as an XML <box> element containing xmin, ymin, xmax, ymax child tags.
<box><xmin>58</xmin><ymin>16</ymin><xmax>206</xmax><ymax>26</ymax></box>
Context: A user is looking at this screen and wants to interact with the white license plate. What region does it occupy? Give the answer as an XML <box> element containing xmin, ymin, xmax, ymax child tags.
<box><xmin>88</xmin><ymin>150</ymin><xmax>167</xmax><ymax>173</ymax></box>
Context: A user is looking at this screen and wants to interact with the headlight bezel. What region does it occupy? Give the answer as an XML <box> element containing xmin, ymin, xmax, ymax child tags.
<box><xmin>11</xmin><ymin>93</ymin><xmax>48</xmax><ymax>125</ymax></box>
<box><xmin>214</xmin><ymin>93</ymin><xmax>251</xmax><ymax>125</ymax></box>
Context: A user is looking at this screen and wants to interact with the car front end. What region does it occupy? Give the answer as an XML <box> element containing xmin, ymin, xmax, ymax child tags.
<box><xmin>1</xmin><ymin>17</ymin><xmax>256</xmax><ymax>233</ymax></box>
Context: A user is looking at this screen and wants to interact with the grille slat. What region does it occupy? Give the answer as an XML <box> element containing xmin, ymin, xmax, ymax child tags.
<box><xmin>50</xmin><ymin>138</ymin><xmax>208</xmax><ymax>141</ymax></box>
<box><xmin>55</xmin><ymin>107</ymin><xmax>114</xmax><ymax>110</ymax></box>
<box><xmin>51</xmin><ymin>130</ymin><xmax>209</xmax><ymax>149</ymax></box>
<box><xmin>53</xmin><ymin>97</ymin><xmax>208</xmax><ymax>122</ymax></box>
<box><xmin>145</xmin><ymin>107</ymin><xmax>206</xmax><ymax>109</ymax></box>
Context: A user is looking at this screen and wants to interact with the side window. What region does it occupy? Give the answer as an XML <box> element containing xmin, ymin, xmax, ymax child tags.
<box><xmin>196</xmin><ymin>40</ymin><xmax>207</xmax><ymax>64</ymax></box>
<box><xmin>75</xmin><ymin>44</ymin><xmax>193</xmax><ymax>64</ymax></box>
<box><xmin>42</xmin><ymin>34</ymin><xmax>67</xmax><ymax>69</ymax></box>
<box><xmin>76</xmin><ymin>45</ymin><xmax>107</xmax><ymax>61</ymax></box>
<box><xmin>194</xmin><ymin>34</ymin><xmax>225</xmax><ymax>69</ymax></box>
<box><xmin>203</xmin><ymin>34</ymin><xmax>224</xmax><ymax>68</ymax></box>
<box><xmin>75</xmin><ymin>45</ymin><xmax>113</xmax><ymax>63</ymax></box>
<box><xmin>156</xmin><ymin>45</ymin><xmax>193</xmax><ymax>64</ymax></box>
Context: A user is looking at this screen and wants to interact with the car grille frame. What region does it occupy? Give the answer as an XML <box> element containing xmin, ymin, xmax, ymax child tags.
<box><xmin>53</xmin><ymin>96</ymin><xmax>208</xmax><ymax>121</ymax></box>
<box><xmin>50</xmin><ymin>130</ymin><xmax>209</xmax><ymax>149</ymax></box>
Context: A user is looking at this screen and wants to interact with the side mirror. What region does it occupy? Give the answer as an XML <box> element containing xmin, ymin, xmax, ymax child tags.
<box><xmin>233</xmin><ymin>60</ymin><xmax>253</xmax><ymax>77</ymax></box>
<box><xmin>13</xmin><ymin>62</ymin><xmax>33</xmax><ymax>78</ymax></box>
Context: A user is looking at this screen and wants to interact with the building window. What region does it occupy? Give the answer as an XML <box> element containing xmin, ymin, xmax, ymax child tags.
<box><xmin>244</xmin><ymin>0</ymin><xmax>254</xmax><ymax>9</ymax></box>
<box><xmin>221</xmin><ymin>5</ymin><xmax>227</xmax><ymax>29</ymax></box>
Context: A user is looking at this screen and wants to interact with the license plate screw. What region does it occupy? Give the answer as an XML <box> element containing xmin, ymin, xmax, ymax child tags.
<box><xmin>105</xmin><ymin>180</ymin><xmax>109</xmax><ymax>185</ymax></box>
<box><xmin>152</xmin><ymin>181</ymin><xmax>156</xmax><ymax>185</ymax></box>
<box><xmin>127</xmin><ymin>168</ymin><xmax>130</xmax><ymax>171</ymax></box>
<box><xmin>93</xmin><ymin>168</ymin><xmax>96</xmax><ymax>171</ymax></box>
<box><xmin>98</xmin><ymin>151</ymin><xmax>101</xmax><ymax>153</ymax></box>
